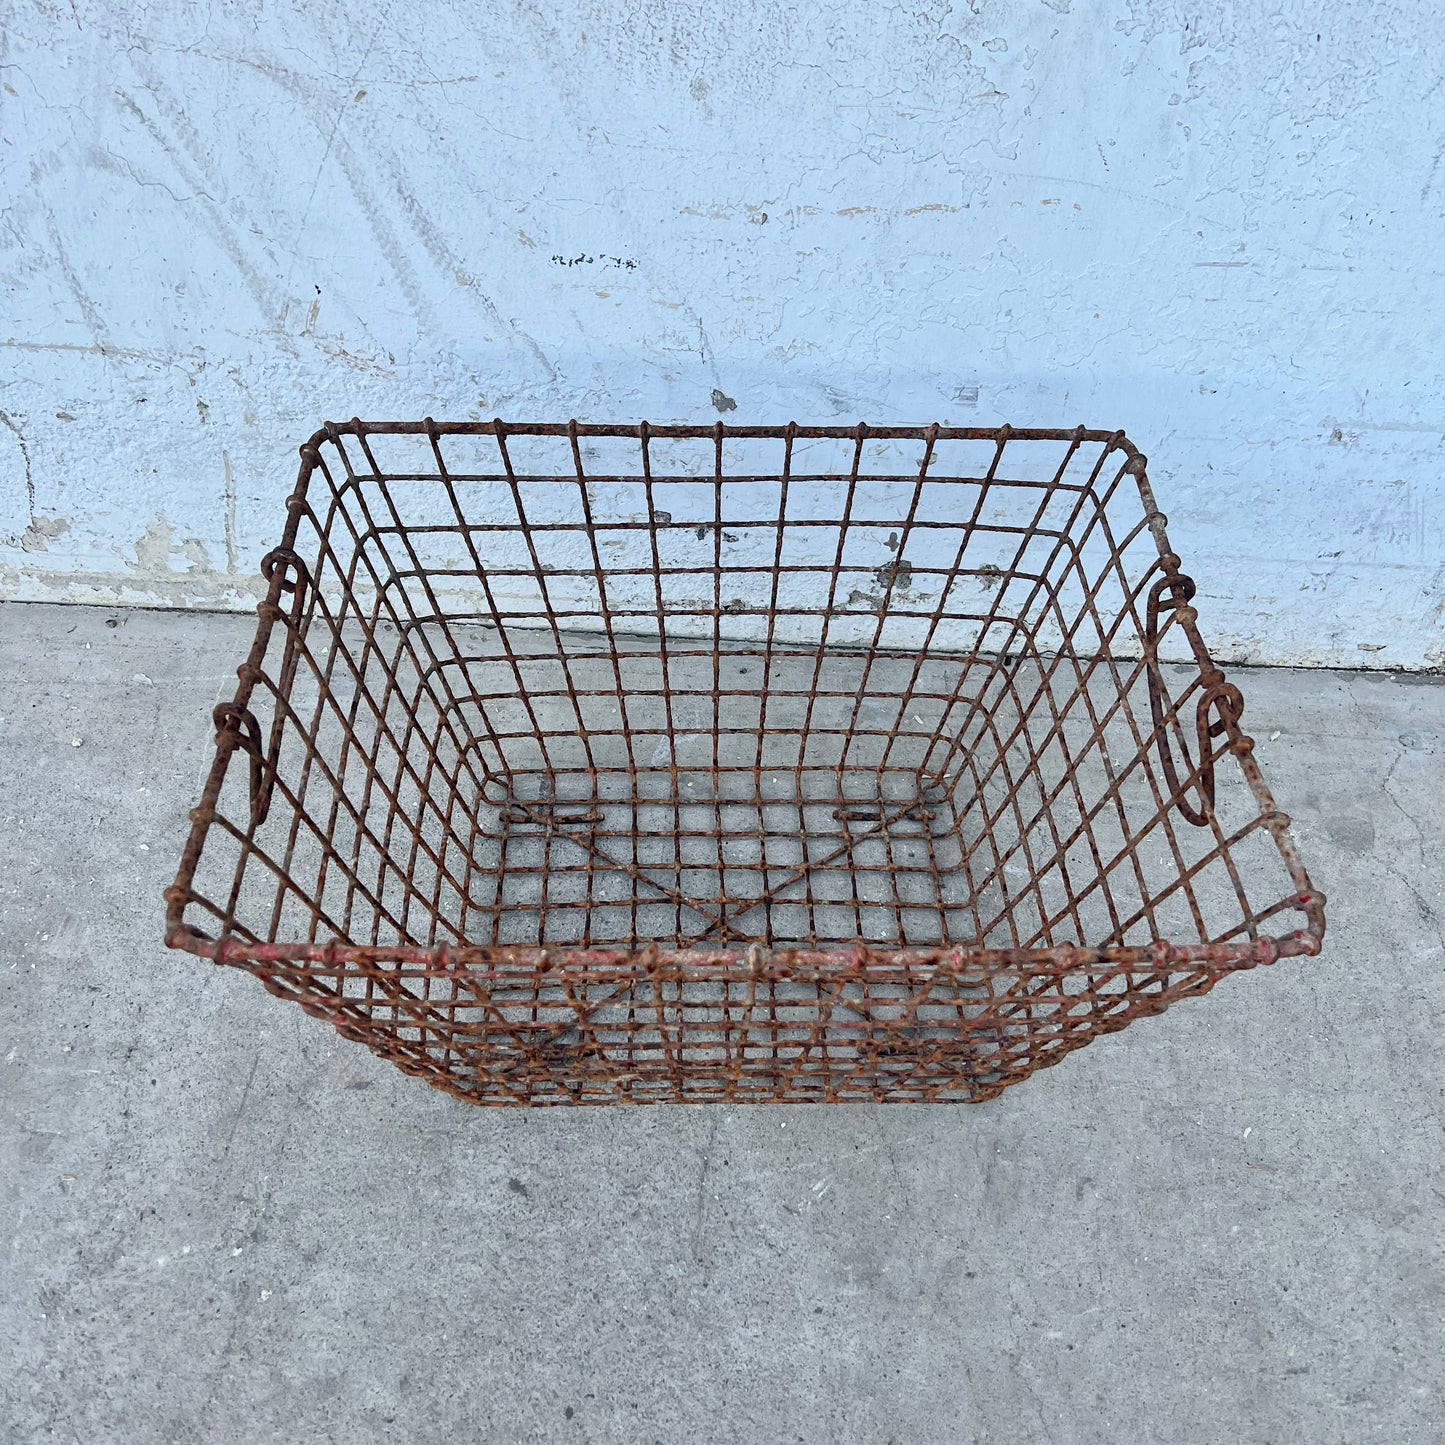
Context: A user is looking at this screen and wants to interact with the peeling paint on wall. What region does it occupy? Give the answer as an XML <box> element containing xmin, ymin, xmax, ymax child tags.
<box><xmin>0</xmin><ymin>0</ymin><xmax>1441</xmax><ymax>666</ymax></box>
<box><xmin>20</xmin><ymin>516</ymin><xmax>71</xmax><ymax>553</ymax></box>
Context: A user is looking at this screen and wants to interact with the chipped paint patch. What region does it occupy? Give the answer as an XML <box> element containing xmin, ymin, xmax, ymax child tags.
<box><xmin>550</xmin><ymin>253</ymin><xmax>638</xmax><ymax>270</ymax></box>
<box><xmin>20</xmin><ymin>516</ymin><xmax>71</xmax><ymax>553</ymax></box>
<box><xmin>132</xmin><ymin>519</ymin><xmax>179</xmax><ymax>574</ymax></box>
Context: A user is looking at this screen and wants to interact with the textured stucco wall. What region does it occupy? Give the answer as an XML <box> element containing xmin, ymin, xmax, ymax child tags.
<box><xmin>2</xmin><ymin>0</ymin><xmax>1442</xmax><ymax>667</ymax></box>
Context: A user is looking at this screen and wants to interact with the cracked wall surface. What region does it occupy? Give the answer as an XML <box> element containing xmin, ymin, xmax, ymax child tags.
<box><xmin>1</xmin><ymin>0</ymin><xmax>1442</xmax><ymax>667</ymax></box>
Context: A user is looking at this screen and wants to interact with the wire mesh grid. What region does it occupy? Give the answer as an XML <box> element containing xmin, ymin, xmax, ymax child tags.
<box><xmin>165</xmin><ymin>421</ymin><xmax>1325</xmax><ymax>1105</ymax></box>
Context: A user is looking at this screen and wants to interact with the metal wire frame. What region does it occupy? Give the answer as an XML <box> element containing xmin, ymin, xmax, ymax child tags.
<box><xmin>164</xmin><ymin>421</ymin><xmax>1325</xmax><ymax>1105</ymax></box>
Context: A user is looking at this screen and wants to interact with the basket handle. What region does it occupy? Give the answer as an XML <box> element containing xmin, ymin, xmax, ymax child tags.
<box><xmin>1145</xmin><ymin>574</ymin><xmax>1243</xmax><ymax>827</ymax></box>
<box><xmin>213</xmin><ymin>702</ymin><xmax>272</xmax><ymax>825</ymax></box>
<box><xmin>227</xmin><ymin>545</ymin><xmax>312</xmax><ymax>828</ymax></box>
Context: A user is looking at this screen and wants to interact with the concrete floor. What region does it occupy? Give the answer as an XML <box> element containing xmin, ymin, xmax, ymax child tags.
<box><xmin>0</xmin><ymin>600</ymin><xmax>1441</xmax><ymax>1444</ymax></box>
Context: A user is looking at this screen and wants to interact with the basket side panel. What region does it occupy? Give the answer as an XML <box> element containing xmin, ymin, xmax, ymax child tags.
<box><xmin>943</xmin><ymin>461</ymin><xmax>1312</xmax><ymax>956</ymax></box>
<box><xmin>216</xmin><ymin>951</ymin><xmax>1242</xmax><ymax>1105</ymax></box>
<box><xmin>177</xmin><ymin>434</ymin><xmax>494</xmax><ymax>951</ymax></box>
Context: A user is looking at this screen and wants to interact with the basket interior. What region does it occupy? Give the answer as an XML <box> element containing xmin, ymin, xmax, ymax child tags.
<box><xmin>179</xmin><ymin>425</ymin><xmax>1301</xmax><ymax>961</ymax></box>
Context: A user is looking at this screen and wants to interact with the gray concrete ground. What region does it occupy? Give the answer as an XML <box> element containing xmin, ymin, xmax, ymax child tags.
<box><xmin>1</xmin><ymin>600</ymin><xmax>1441</xmax><ymax>1444</ymax></box>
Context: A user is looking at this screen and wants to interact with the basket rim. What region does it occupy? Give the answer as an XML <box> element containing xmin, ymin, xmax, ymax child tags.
<box><xmin>163</xmin><ymin>419</ymin><xmax>1326</xmax><ymax>972</ymax></box>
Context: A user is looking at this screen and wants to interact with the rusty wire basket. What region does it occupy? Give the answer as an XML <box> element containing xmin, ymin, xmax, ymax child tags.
<box><xmin>165</xmin><ymin>421</ymin><xmax>1324</xmax><ymax>1105</ymax></box>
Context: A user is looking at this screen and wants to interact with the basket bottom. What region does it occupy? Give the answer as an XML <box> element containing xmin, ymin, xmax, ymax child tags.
<box><xmin>461</xmin><ymin>766</ymin><xmax>981</xmax><ymax>949</ymax></box>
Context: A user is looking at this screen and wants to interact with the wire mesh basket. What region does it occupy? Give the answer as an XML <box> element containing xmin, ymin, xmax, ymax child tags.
<box><xmin>165</xmin><ymin>421</ymin><xmax>1325</xmax><ymax>1105</ymax></box>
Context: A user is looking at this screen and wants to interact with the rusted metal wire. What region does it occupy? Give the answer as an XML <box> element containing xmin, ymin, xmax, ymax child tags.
<box><xmin>164</xmin><ymin>421</ymin><xmax>1325</xmax><ymax>1105</ymax></box>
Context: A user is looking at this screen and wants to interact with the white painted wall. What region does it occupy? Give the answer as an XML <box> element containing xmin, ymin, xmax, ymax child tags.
<box><xmin>2</xmin><ymin>0</ymin><xmax>1441</xmax><ymax>667</ymax></box>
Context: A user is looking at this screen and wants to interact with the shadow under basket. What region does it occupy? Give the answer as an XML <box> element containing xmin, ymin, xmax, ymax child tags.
<box><xmin>165</xmin><ymin>421</ymin><xmax>1325</xmax><ymax>1105</ymax></box>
